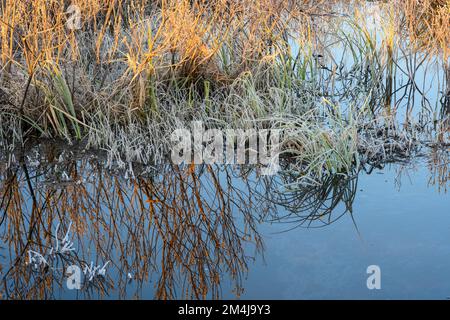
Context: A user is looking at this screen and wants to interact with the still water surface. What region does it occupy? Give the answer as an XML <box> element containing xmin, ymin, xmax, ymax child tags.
<box><xmin>0</xmin><ymin>144</ymin><xmax>448</xmax><ymax>299</ymax></box>
<box><xmin>0</xmin><ymin>1</ymin><xmax>448</xmax><ymax>300</ymax></box>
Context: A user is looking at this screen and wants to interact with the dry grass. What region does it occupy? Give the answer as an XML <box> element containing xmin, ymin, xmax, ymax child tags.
<box><xmin>0</xmin><ymin>0</ymin><xmax>448</xmax><ymax>182</ymax></box>
<box><xmin>0</xmin><ymin>0</ymin><xmax>448</xmax><ymax>301</ymax></box>
<box><xmin>0</xmin><ymin>1</ymin><xmax>319</xmax><ymax>104</ymax></box>
<box><xmin>399</xmin><ymin>0</ymin><xmax>450</xmax><ymax>58</ymax></box>
<box><xmin>0</xmin><ymin>1</ymin><xmax>447</xmax><ymax>129</ymax></box>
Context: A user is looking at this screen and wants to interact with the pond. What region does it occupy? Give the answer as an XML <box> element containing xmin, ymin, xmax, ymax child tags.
<box><xmin>0</xmin><ymin>0</ymin><xmax>449</xmax><ymax>301</ymax></box>
<box><xmin>0</xmin><ymin>141</ymin><xmax>448</xmax><ymax>299</ymax></box>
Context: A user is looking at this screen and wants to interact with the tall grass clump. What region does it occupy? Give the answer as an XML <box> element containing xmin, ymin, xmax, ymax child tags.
<box><xmin>0</xmin><ymin>0</ymin><xmax>447</xmax><ymax>184</ymax></box>
<box><xmin>0</xmin><ymin>0</ymin><xmax>327</xmax><ymax>133</ymax></box>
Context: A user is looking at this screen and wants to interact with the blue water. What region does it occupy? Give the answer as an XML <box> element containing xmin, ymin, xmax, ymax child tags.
<box><xmin>233</xmin><ymin>161</ymin><xmax>450</xmax><ymax>299</ymax></box>
<box><xmin>0</xmin><ymin>2</ymin><xmax>449</xmax><ymax>299</ymax></box>
<box><xmin>1</xmin><ymin>151</ymin><xmax>447</xmax><ymax>300</ymax></box>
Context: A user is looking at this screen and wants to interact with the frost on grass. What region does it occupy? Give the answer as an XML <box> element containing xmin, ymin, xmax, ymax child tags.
<box><xmin>26</xmin><ymin>220</ymin><xmax>111</xmax><ymax>287</ymax></box>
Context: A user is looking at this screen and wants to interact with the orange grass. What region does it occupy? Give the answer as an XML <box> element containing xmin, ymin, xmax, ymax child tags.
<box><xmin>0</xmin><ymin>0</ymin><xmax>448</xmax><ymax>139</ymax></box>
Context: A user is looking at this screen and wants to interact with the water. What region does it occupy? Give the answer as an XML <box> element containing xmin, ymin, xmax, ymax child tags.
<box><xmin>236</xmin><ymin>160</ymin><xmax>450</xmax><ymax>299</ymax></box>
<box><xmin>0</xmin><ymin>1</ymin><xmax>448</xmax><ymax>300</ymax></box>
<box><xmin>0</xmin><ymin>143</ymin><xmax>448</xmax><ymax>299</ymax></box>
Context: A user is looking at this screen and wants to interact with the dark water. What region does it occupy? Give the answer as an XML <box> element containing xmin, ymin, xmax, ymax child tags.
<box><xmin>0</xmin><ymin>143</ymin><xmax>448</xmax><ymax>300</ymax></box>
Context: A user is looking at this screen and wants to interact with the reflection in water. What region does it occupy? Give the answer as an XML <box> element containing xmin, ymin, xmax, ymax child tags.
<box><xmin>0</xmin><ymin>140</ymin><xmax>447</xmax><ymax>300</ymax></box>
<box><xmin>264</xmin><ymin>171</ymin><xmax>358</xmax><ymax>229</ymax></box>
<box><xmin>0</xmin><ymin>1</ymin><xmax>448</xmax><ymax>301</ymax></box>
<box><xmin>428</xmin><ymin>147</ymin><xmax>449</xmax><ymax>193</ymax></box>
<box><xmin>0</xmin><ymin>147</ymin><xmax>265</xmax><ymax>299</ymax></box>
